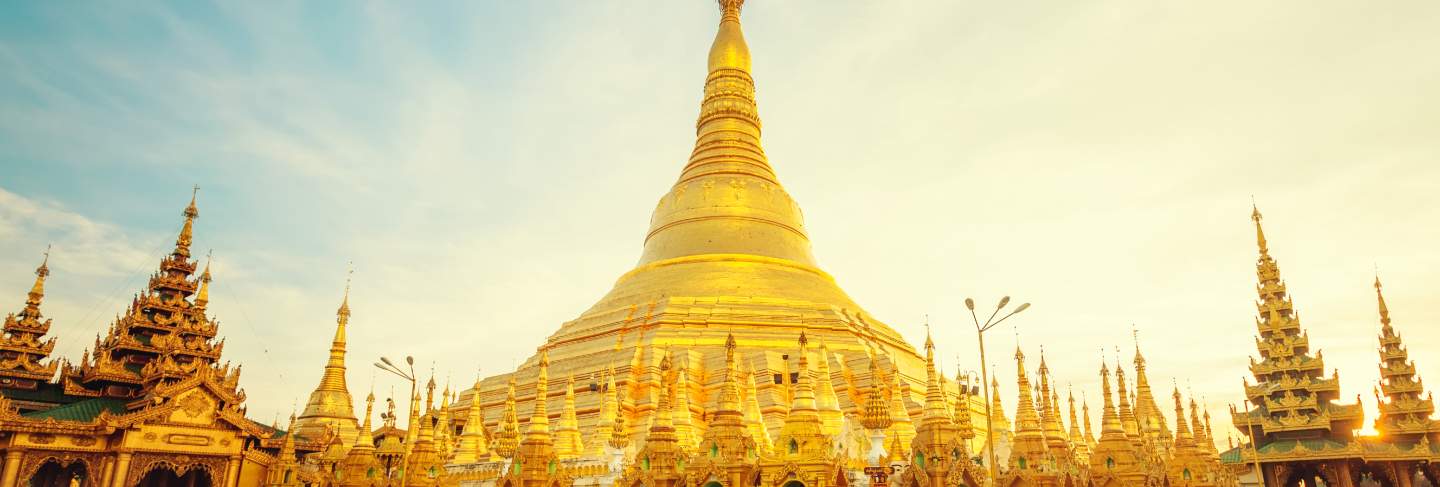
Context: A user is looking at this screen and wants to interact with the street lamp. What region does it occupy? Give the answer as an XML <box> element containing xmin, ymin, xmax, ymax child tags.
<box><xmin>966</xmin><ymin>296</ymin><xmax>1030</xmax><ymax>485</ymax></box>
<box><xmin>375</xmin><ymin>356</ymin><xmax>416</xmax><ymax>487</ymax></box>
<box><xmin>957</xmin><ymin>369</ymin><xmax>982</xmax><ymax>456</ymax></box>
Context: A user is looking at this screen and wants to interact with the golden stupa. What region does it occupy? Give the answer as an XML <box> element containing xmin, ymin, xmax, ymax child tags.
<box><xmin>463</xmin><ymin>0</ymin><xmax>929</xmax><ymax>445</ymax></box>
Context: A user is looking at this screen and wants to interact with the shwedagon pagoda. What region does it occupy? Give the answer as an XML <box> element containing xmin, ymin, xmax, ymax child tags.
<box><xmin>1</xmin><ymin>2</ymin><xmax>1434</xmax><ymax>487</ymax></box>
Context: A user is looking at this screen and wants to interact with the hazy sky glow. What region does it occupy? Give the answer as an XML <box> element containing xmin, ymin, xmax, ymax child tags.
<box><xmin>2</xmin><ymin>1</ymin><xmax>1438</xmax><ymax>439</ymax></box>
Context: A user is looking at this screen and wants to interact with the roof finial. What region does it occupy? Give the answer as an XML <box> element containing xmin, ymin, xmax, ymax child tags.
<box><xmin>338</xmin><ymin>261</ymin><xmax>353</xmax><ymax>321</ymax></box>
<box><xmin>1375</xmin><ymin>270</ymin><xmax>1392</xmax><ymax>327</ymax></box>
<box><xmin>1251</xmin><ymin>199</ymin><xmax>1269</xmax><ymax>255</ymax></box>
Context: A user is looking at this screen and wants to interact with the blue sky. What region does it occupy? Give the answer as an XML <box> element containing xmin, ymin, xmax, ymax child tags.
<box><xmin>2</xmin><ymin>1</ymin><xmax>1439</xmax><ymax>435</ymax></box>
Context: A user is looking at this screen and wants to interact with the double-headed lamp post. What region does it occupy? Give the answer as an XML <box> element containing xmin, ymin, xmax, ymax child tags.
<box><xmin>375</xmin><ymin>356</ymin><xmax>417</xmax><ymax>487</ymax></box>
<box><xmin>966</xmin><ymin>296</ymin><xmax>1030</xmax><ymax>485</ymax></box>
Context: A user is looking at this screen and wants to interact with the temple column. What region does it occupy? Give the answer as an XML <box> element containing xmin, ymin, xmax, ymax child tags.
<box><xmin>1399</xmin><ymin>463</ymin><xmax>1415</xmax><ymax>487</ymax></box>
<box><xmin>223</xmin><ymin>456</ymin><xmax>241</xmax><ymax>487</ymax></box>
<box><xmin>1</xmin><ymin>449</ymin><xmax>23</xmax><ymax>487</ymax></box>
<box><xmin>100</xmin><ymin>458</ymin><xmax>115</xmax><ymax>487</ymax></box>
<box><xmin>110</xmin><ymin>452</ymin><xmax>131</xmax><ymax>487</ymax></box>
<box><xmin>1262</xmin><ymin>464</ymin><xmax>1279</xmax><ymax>487</ymax></box>
<box><xmin>1335</xmin><ymin>461</ymin><xmax>1354</xmax><ymax>487</ymax></box>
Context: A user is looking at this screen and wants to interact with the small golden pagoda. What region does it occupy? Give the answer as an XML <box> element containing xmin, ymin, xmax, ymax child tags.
<box><xmin>685</xmin><ymin>333</ymin><xmax>760</xmax><ymax>487</ymax></box>
<box><xmin>0</xmin><ymin>249</ymin><xmax>59</xmax><ymax>396</ymax></box>
<box><xmin>293</xmin><ymin>280</ymin><xmax>361</xmax><ymax>447</ymax></box>
<box><xmin>1002</xmin><ymin>347</ymin><xmax>1047</xmax><ymax>477</ymax></box>
<box><xmin>756</xmin><ymin>333</ymin><xmax>847</xmax><ymax>487</ymax></box>
<box><xmin>338</xmin><ymin>391</ymin><xmax>381</xmax><ymax>487</ymax></box>
<box><xmin>1371</xmin><ymin>276</ymin><xmax>1440</xmax><ymax>440</ymax></box>
<box><xmin>1166</xmin><ymin>388</ymin><xmax>1215</xmax><ymax>487</ymax></box>
<box><xmin>1087</xmin><ymin>361</ymin><xmax>1145</xmax><ymax>487</ymax></box>
<box><xmin>893</xmin><ymin>331</ymin><xmax>980</xmax><ymax>487</ymax></box>
<box><xmin>404</xmin><ymin>379</ymin><xmax>449</xmax><ymax>487</ymax></box>
<box><xmin>497</xmin><ymin>350</ymin><xmax>569</xmax><ymax>487</ymax></box>
<box><xmin>617</xmin><ymin>352</ymin><xmax>686</xmax><ymax>487</ymax></box>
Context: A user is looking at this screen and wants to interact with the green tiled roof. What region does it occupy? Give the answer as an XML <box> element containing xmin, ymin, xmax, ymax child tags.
<box><xmin>2</xmin><ymin>383</ymin><xmax>77</xmax><ymax>404</ymax></box>
<box><xmin>22</xmin><ymin>398</ymin><xmax>127</xmax><ymax>421</ymax></box>
<box><xmin>1219</xmin><ymin>447</ymin><xmax>1243</xmax><ymax>464</ymax></box>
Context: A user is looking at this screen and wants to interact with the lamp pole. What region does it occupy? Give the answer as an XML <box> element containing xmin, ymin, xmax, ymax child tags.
<box><xmin>959</xmin><ymin>369</ymin><xmax>982</xmax><ymax>455</ymax></box>
<box><xmin>966</xmin><ymin>296</ymin><xmax>1030</xmax><ymax>486</ymax></box>
<box><xmin>376</xmin><ymin>356</ymin><xmax>417</xmax><ymax>487</ymax></box>
<box><xmin>1242</xmin><ymin>398</ymin><xmax>1266</xmax><ymax>487</ymax></box>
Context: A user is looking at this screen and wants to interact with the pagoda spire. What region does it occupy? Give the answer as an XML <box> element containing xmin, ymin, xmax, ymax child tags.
<box><xmin>1235</xmin><ymin>206</ymin><xmax>1362</xmax><ymax>444</ymax></box>
<box><xmin>743</xmin><ymin>359</ymin><xmax>774</xmax><ymax>453</ymax></box>
<box><xmin>453</xmin><ymin>379</ymin><xmax>490</xmax><ymax>464</ymax></box>
<box><xmin>1083</xmin><ymin>395</ymin><xmax>1097</xmax><ymax>450</ymax></box>
<box><xmin>773</xmin><ymin>332</ymin><xmax>829</xmax><ymax>459</ymax></box>
<box><xmin>886</xmin><ymin>360</ymin><xmax>917</xmax><ymax>447</ymax></box>
<box><xmin>555</xmin><ymin>375</ymin><xmax>584</xmax><ymax>458</ymax></box>
<box><xmin>1037</xmin><ymin>350</ymin><xmax>1069</xmax><ymax>453</ymax></box>
<box><xmin>673</xmin><ymin>359</ymin><xmax>699</xmax><ymax>450</ymax></box>
<box><xmin>355</xmin><ymin>390</ymin><xmax>377</xmax><ymax>450</ymax></box>
<box><xmin>1372</xmin><ymin>275</ymin><xmax>1438</xmax><ymax>437</ymax></box>
<box><xmin>991</xmin><ymin>376</ymin><xmax>1011</xmax><ymax>434</ymax></box>
<box><xmin>1069</xmin><ymin>388</ymin><xmax>1091</xmax><ymax>464</ymax></box>
<box><xmin>590</xmin><ymin>335</ymin><xmax>623</xmax><ymax>455</ymax></box>
<box><xmin>525</xmin><ymin>349</ymin><xmax>552</xmax><ymax>439</ymax></box>
<box><xmin>194</xmin><ymin>252</ymin><xmax>212</xmax><ymax>309</ymax></box>
<box><xmin>0</xmin><ymin>247</ymin><xmax>60</xmax><ymax>388</ymax></box>
<box><xmin>1115</xmin><ymin>362</ymin><xmax>1141</xmax><ymax>445</ymax></box>
<box><xmin>1171</xmin><ymin>388</ymin><xmax>1194</xmax><ymax>447</ymax></box>
<box><xmin>814</xmin><ymin>338</ymin><xmax>844</xmax><ymax>437</ymax></box>
<box><xmin>1012</xmin><ymin>347</ymin><xmax>1042</xmax><ymax>435</ymax></box>
<box><xmin>175</xmin><ymin>185</ymin><xmax>199</xmax><ymax>258</ymax></box>
<box><xmin>494</xmin><ymin>375</ymin><xmax>520</xmax><ymax>459</ymax></box>
<box><xmin>1130</xmin><ymin>328</ymin><xmax>1172</xmax><ymax>457</ymax></box>
<box><xmin>1089</xmin><ymin>359</ymin><xmax>1141</xmax><ymax>479</ymax></box>
<box><xmin>696</xmin><ymin>332</ymin><xmax>755</xmax><ymax>465</ymax></box>
<box><xmin>294</xmin><ymin>269</ymin><xmax>360</xmax><ymax>445</ymax></box>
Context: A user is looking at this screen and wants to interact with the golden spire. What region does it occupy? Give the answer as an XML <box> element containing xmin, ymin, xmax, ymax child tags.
<box><xmin>860</xmin><ymin>346</ymin><xmax>892</xmax><ymax>431</ymax></box>
<box><xmin>1037</xmin><ymin>349</ymin><xmax>1068</xmax><ymax>449</ymax></box>
<box><xmin>651</xmin><ymin>351</ymin><xmax>677</xmax><ymax>431</ymax></box>
<box><xmin>453</xmin><ymin>382</ymin><xmax>490</xmax><ymax>464</ymax></box>
<box><xmin>174</xmin><ymin>185</ymin><xmax>199</xmax><ymax>258</ymax></box>
<box><xmin>1115</xmin><ymin>360</ymin><xmax>1140</xmax><ymax>443</ymax></box>
<box><xmin>719</xmin><ymin>333</ymin><xmax>743</xmax><ymax>414</ymax></box>
<box><xmin>280</xmin><ymin>412</ymin><xmax>298</xmax><ymax>459</ymax></box>
<box><xmin>591</xmin><ymin>361</ymin><xmax>621</xmax><ymax>455</ymax></box>
<box><xmin>293</xmin><ymin>270</ymin><xmax>360</xmax><ymax>445</ymax></box>
<box><xmin>23</xmin><ymin>245</ymin><xmax>50</xmax><ymax>316</ymax></box>
<box><xmin>1252</xmin><ymin>202</ymin><xmax>1268</xmax><ymax>256</ymax></box>
<box><xmin>354</xmin><ymin>390</ymin><xmax>376</xmax><ymax>450</ymax></box>
<box><xmin>1069</xmin><ymin>388</ymin><xmax>1089</xmax><ymax>462</ymax></box>
<box><xmin>495</xmin><ymin>376</ymin><xmax>520</xmax><ymax>459</ymax></box>
<box><xmin>1171</xmin><ymin>388</ymin><xmax>1194</xmax><ymax>446</ymax></box>
<box><xmin>1082</xmin><ymin>395</ymin><xmax>1096</xmax><ymax>449</ymax></box>
<box><xmin>194</xmin><ymin>251</ymin><xmax>213</xmax><ymax>308</ymax></box>
<box><xmin>525</xmin><ymin>349</ymin><xmax>551</xmax><ymax>437</ymax></box>
<box><xmin>1012</xmin><ymin>347</ymin><xmax>1042</xmax><ymax>435</ymax></box>
<box><xmin>921</xmin><ymin>328</ymin><xmax>948</xmax><ymax>420</ymax></box>
<box><xmin>673</xmin><ymin>358</ymin><xmax>699</xmax><ymax>449</ymax></box>
<box><xmin>1376</xmin><ymin>274</ymin><xmax>1392</xmax><ymax>329</ymax></box>
<box><xmin>555</xmin><ymin>375</ymin><xmax>584</xmax><ymax>458</ymax></box>
<box><xmin>814</xmin><ymin>338</ymin><xmax>844</xmax><ymax>436</ymax></box>
<box><xmin>1098</xmin><ymin>361</ymin><xmax>1123</xmax><ymax>436</ymax></box>
<box><xmin>776</xmin><ymin>332</ymin><xmax>829</xmax><ymax>458</ymax></box>
<box><xmin>887</xmin><ymin>362</ymin><xmax>916</xmax><ymax>446</ymax></box>
<box><xmin>743</xmin><ymin>359</ymin><xmax>774</xmax><ymax>453</ymax></box>
<box><xmin>991</xmin><ymin>376</ymin><xmax>1010</xmax><ymax>432</ymax></box>
<box><xmin>1188</xmin><ymin>397</ymin><xmax>1209</xmax><ymax>453</ymax></box>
